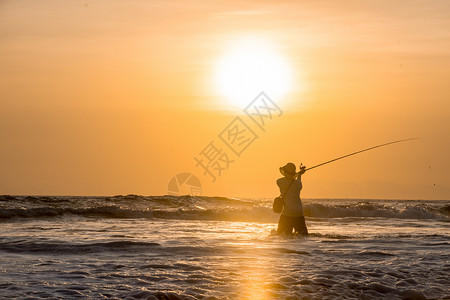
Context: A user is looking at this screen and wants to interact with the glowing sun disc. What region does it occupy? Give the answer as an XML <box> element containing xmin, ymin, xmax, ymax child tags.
<box><xmin>214</xmin><ymin>37</ymin><xmax>293</xmax><ymax>109</ymax></box>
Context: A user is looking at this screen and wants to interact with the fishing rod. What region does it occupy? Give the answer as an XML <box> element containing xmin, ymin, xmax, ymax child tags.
<box><xmin>303</xmin><ymin>138</ymin><xmax>419</xmax><ymax>172</ymax></box>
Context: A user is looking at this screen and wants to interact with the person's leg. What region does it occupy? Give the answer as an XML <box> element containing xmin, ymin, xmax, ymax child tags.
<box><xmin>277</xmin><ymin>215</ymin><xmax>294</xmax><ymax>235</ymax></box>
<box><xmin>293</xmin><ymin>216</ymin><xmax>309</xmax><ymax>236</ymax></box>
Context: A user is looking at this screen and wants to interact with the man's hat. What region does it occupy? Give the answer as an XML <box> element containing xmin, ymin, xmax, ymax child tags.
<box><xmin>279</xmin><ymin>162</ymin><xmax>297</xmax><ymax>176</ymax></box>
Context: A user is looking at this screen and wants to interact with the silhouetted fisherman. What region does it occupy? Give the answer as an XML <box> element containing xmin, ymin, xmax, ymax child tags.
<box><xmin>276</xmin><ymin>163</ymin><xmax>308</xmax><ymax>236</ymax></box>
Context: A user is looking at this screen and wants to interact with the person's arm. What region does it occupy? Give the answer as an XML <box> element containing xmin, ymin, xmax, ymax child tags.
<box><xmin>276</xmin><ymin>178</ymin><xmax>283</xmax><ymax>194</ymax></box>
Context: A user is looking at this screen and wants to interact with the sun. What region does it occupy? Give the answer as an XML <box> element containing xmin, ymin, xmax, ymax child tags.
<box><xmin>214</xmin><ymin>37</ymin><xmax>293</xmax><ymax>109</ymax></box>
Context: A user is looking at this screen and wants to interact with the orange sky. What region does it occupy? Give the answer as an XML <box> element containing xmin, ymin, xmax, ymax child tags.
<box><xmin>1</xmin><ymin>0</ymin><xmax>449</xmax><ymax>199</ymax></box>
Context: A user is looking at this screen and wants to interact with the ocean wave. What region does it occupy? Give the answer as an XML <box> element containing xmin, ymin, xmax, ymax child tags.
<box><xmin>0</xmin><ymin>206</ymin><xmax>154</xmax><ymax>219</ymax></box>
<box><xmin>304</xmin><ymin>202</ymin><xmax>448</xmax><ymax>219</ymax></box>
<box><xmin>0</xmin><ymin>240</ymin><xmax>232</xmax><ymax>256</ymax></box>
<box><xmin>0</xmin><ymin>240</ymin><xmax>162</xmax><ymax>254</ymax></box>
<box><xmin>0</xmin><ymin>195</ymin><xmax>448</xmax><ymax>221</ymax></box>
<box><xmin>0</xmin><ymin>206</ymin><xmax>280</xmax><ymax>223</ymax></box>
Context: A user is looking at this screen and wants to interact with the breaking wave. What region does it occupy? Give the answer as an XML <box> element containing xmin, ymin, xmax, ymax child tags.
<box><xmin>0</xmin><ymin>240</ymin><xmax>162</xmax><ymax>255</ymax></box>
<box><xmin>0</xmin><ymin>195</ymin><xmax>448</xmax><ymax>222</ymax></box>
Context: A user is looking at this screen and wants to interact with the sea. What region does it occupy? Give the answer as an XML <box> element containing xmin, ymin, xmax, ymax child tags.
<box><xmin>0</xmin><ymin>195</ymin><xmax>449</xmax><ymax>299</ymax></box>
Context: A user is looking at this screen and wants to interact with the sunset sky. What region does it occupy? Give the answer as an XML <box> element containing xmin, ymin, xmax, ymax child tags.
<box><xmin>1</xmin><ymin>0</ymin><xmax>449</xmax><ymax>199</ymax></box>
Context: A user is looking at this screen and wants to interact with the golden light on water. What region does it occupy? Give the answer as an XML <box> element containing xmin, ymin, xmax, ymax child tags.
<box><xmin>214</xmin><ymin>36</ymin><xmax>294</xmax><ymax>109</ymax></box>
<box><xmin>225</xmin><ymin>225</ymin><xmax>277</xmax><ymax>299</ymax></box>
